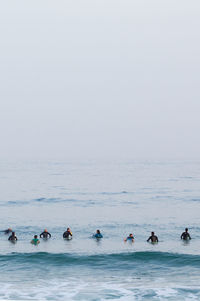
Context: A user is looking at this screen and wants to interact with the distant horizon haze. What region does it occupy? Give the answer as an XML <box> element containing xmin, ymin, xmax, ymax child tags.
<box><xmin>0</xmin><ymin>0</ymin><xmax>200</xmax><ymax>160</ymax></box>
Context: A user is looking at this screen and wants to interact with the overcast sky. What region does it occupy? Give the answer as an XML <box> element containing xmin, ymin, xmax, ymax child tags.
<box><xmin>0</xmin><ymin>0</ymin><xmax>200</xmax><ymax>160</ymax></box>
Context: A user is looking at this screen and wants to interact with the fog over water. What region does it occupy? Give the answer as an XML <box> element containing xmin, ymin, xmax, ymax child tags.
<box><xmin>0</xmin><ymin>0</ymin><xmax>200</xmax><ymax>160</ymax></box>
<box><xmin>1</xmin><ymin>3</ymin><xmax>200</xmax><ymax>299</ymax></box>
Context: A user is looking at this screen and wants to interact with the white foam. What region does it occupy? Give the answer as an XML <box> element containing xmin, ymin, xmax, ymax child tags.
<box><xmin>0</xmin><ymin>277</ymin><xmax>199</xmax><ymax>300</ymax></box>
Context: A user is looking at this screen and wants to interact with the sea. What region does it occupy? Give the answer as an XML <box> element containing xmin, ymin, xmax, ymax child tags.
<box><xmin>0</xmin><ymin>159</ymin><xmax>200</xmax><ymax>301</ymax></box>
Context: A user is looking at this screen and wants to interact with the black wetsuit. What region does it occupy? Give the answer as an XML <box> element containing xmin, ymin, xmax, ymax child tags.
<box><xmin>40</xmin><ymin>232</ymin><xmax>51</xmax><ymax>238</ymax></box>
<box><xmin>63</xmin><ymin>231</ymin><xmax>72</xmax><ymax>239</ymax></box>
<box><xmin>8</xmin><ymin>235</ymin><xmax>17</xmax><ymax>241</ymax></box>
<box><xmin>181</xmin><ymin>232</ymin><xmax>191</xmax><ymax>240</ymax></box>
<box><xmin>147</xmin><ymin>235</ymin><xmax>158</xmax><ymax>243</ymax></box>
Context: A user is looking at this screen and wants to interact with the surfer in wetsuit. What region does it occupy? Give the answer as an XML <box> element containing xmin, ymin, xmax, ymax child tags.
<box><xmin>181</xmin><ymin>228</ymin><xmax>191</xmax><ymax>240</ymax></box>
<box><xmin>63</xmin><ymin>228</ymin><xmax>72</xmax><ymax>239</ymax></box>
<box><xmin>40</xmin><ymin>229</ymin><xmax>51</xmax><ymax>239</ymax></box>
<box><xmin>31</xmin><ymin>235</ymin><xmax>40</xmax><ymax>245</ymax></box>
<box><xmin>124</xmin><ymin>233</ymin><xmax>134</xmax><ymax>242</ymax></box>
<box><xmin>8</xmin><ymin>231</ymin><xmax>17</xmax><ymax>241</ymax></box>
<box><xmin>147</xmin><ymin>232</ymin><xmax>158</xmax><ymax>243</ymax></box>
<box><xmin>93</xmin><ymin>229</ymin><xmax>103</xmax><ymax>239</ymax></box>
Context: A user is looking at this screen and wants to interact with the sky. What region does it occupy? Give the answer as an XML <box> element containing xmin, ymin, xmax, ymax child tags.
<box><xmin>0</xmin><ymin>0</ymin><xmax>200</xmax><ymax>160</ymax></box>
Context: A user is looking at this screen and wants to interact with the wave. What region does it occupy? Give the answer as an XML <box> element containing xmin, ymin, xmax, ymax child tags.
<box><xmin>0</xmin><ymin>251</ymin><xmax>199</xmax><ymax>268</ymax></box>
<box><xmin>2</xmin><ymin>198</ymin><xmax>95</xmax><ymax>207</ymax></box>
<box><xmin>1</xmin><ymin>193</ymin><xmax>131</xmax><ymax>207</ymax></box>
<box><xmin>190</xmin><ymin>198</ymin><xmax>200</xmax><ymax>202</ymax></box>
<box><xmin>101</xmin><ymin>191</ymin><xmax>129</xmax><ymax>195</ymax></box>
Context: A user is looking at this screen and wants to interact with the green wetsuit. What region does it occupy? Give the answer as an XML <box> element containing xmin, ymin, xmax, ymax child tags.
<box><xmin>31</xmin><ymin>238</ymin><xmax>40</xmax><ymax>245</ymax></box>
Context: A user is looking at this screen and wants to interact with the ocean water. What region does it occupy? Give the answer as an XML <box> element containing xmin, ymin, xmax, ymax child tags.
<box><xmin>0</xmin><ymin>159</ymin><xmax>200</xmax><ymax>300</ymax></box>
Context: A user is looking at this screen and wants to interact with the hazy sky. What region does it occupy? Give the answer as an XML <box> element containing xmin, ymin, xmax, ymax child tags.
<box><xmin>0</xmin><ymin>0</ymin><xmax>200</xmax><ymax>160</ymax></box>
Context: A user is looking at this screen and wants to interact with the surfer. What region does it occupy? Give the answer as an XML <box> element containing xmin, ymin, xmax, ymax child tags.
<box><xmin>31</xmin><ymin>235</ymin><xmax>40</xmax><ymax>245</ymax></box>
<box><xmin>147</xmin><ymin>232</ymin><xmax>158</xmax><ymax>243</ymax></box>
<box><xmin>93</xmin><ymin>229</ymin><xmax>103</xmax><ymax>239</ymax></box>
<box><xmin>124</xmin><ymin>233</ymin><xmax>134</xmax><ymax>242</ymax></box>
<box><xmin>181</xmin><ymin>228</ymin><xmax>191</xmax><ymax>240</ymax></box>
<box><xmin>40</xmin><ymin>229</ymin><xmax>51</xmax><ymax>239</ymax></box>
<box><xmin>63</xmin><ymin>228</ymin><xmax>72</xmax><ymax>239</ymax></box>
<box><xmin>8</xmin><ymin>231</ymin><xmax>17</xmax><ymax>241</ymax></box>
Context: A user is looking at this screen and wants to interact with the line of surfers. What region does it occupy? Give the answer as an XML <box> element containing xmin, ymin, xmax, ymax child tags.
<box><xmin>2</xmin><ymin>227</ymin><xmax>192</xmax><ymax>245</ymax></box>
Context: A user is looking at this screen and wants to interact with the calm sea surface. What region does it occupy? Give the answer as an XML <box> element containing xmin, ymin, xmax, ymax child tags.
<box><xmin>0</xmin><ymin>159</ymin><xmax>200</xmax><ymax>300</ymax></box>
